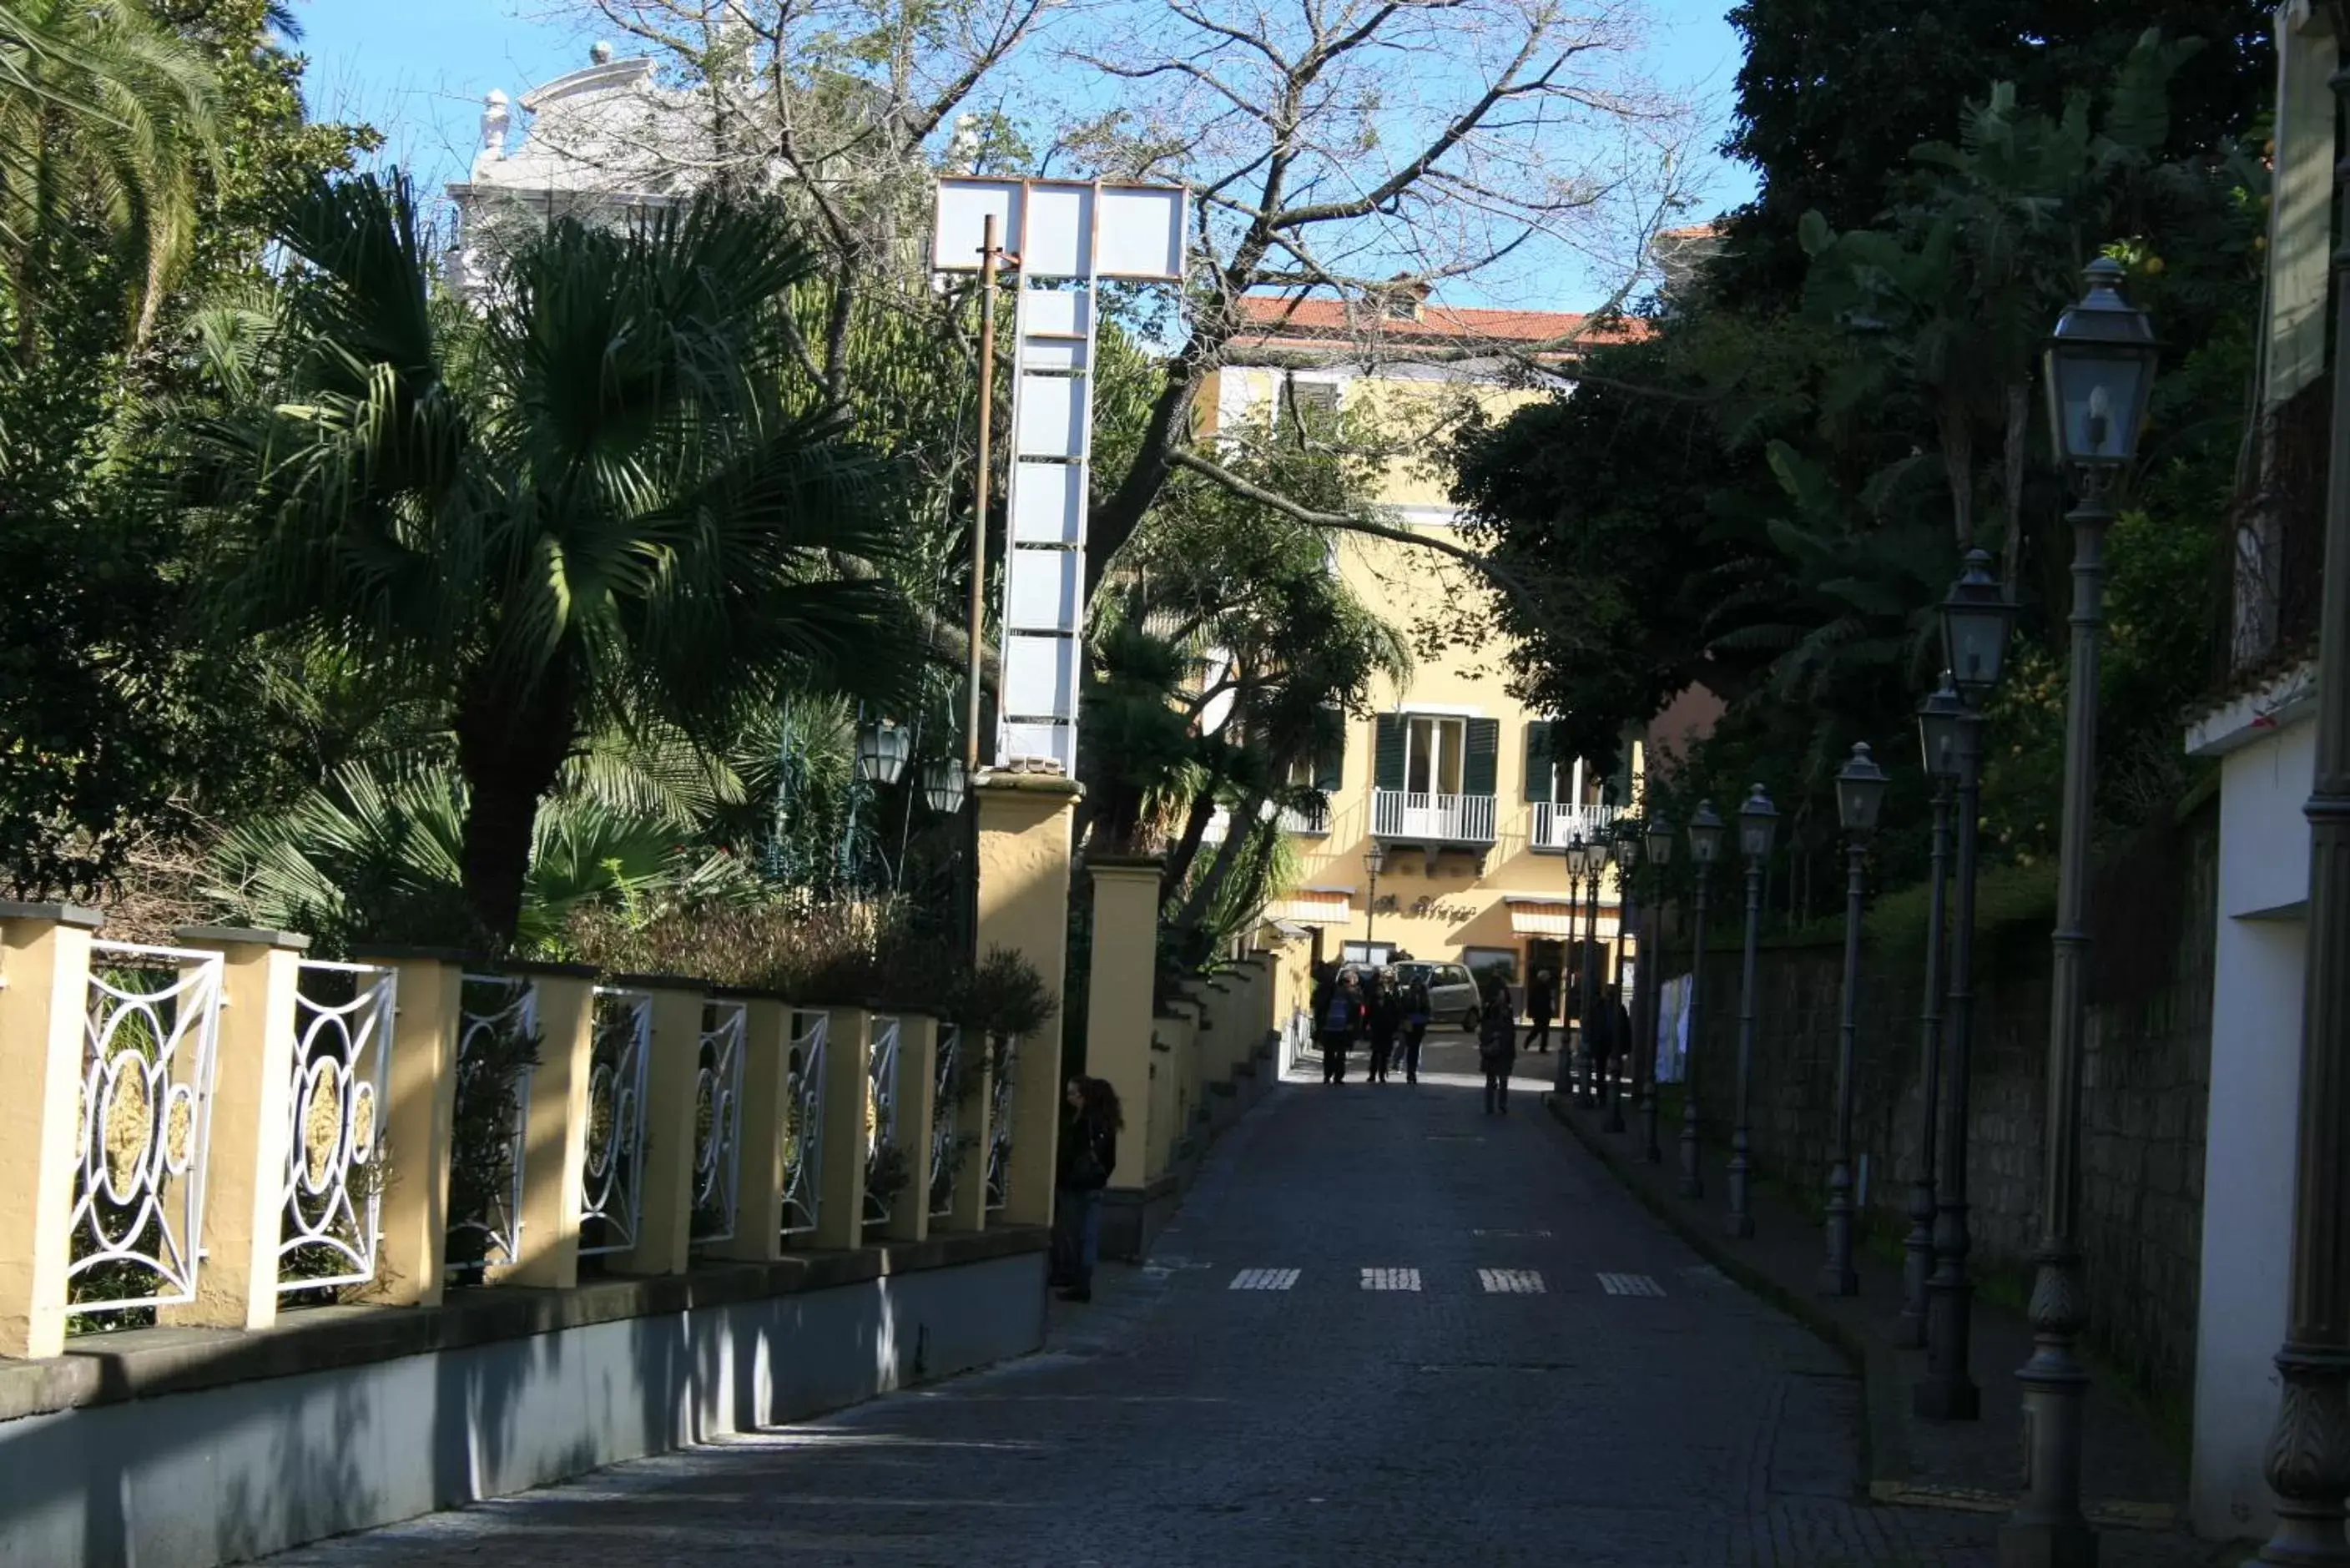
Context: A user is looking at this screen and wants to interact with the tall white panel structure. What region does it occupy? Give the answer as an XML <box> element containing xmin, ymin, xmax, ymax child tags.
<box><xmin>933</xmin><ymin>177</ymin><xmax>1188</xmax><ymax>771</ymax></box>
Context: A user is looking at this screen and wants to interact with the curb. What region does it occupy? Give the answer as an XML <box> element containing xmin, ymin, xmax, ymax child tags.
<box><xmin>1543</xmin><ymin>1092</ymin><xmax>1912</xmax><ymax>1505</ymax></box>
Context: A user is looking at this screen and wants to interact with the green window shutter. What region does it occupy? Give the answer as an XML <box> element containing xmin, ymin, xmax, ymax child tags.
<box><xmin>1374</xmin><ymin>713</ymin><xmax>1405</xmax><ymax>790</ymax></box>
<box><xmin>1524</xmin><ymin>720</ymin><xmax>1554</xmax><ymax>802</ymax></box>
<box><xmin>1314</xmin><ymin>723</ymin><xmax>1345</xmax><ymax>793</ymax></box>
<box><xmin>1465</xmin><ymin>718</ymin><xmax>1500</xmax><ymax>798</ymax></box>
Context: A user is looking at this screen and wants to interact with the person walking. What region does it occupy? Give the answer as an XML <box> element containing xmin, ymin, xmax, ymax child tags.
<box><xmin>1314</xmin><ymin>966</ymin><xmax>1365</xmax><ymax>1083</ymax></box>
<box><xmin>1523</xmin><ymin>968</ymin><xmax>1556</xmax><ymax>1054</ymax></box>
<box><xmin>1052</xmin><ymin>1076</ymin><xmax>1120</xmax><ymax>1303</ymax></box>
<box><xmin>1399</xmin><ymin>969</ymin><xmax>1433</xmax><ymax>1085</ymax></box>
<box><xmin>1478</xmin><ymin>978</ymin><xmax>1518</xmax><ymax>1115</ymax></box>
<box><xmin>1366</xmin><ymin>970</ymin><xmax>1402</xmax><ymax>1083</ymax></box>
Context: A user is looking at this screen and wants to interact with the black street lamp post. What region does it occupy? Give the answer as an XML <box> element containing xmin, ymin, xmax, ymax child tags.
<box><xmin>1901</xmin><ymin>678</ymin><xmax>1964</xmax><ymax>1348</ymax></box>
<box><xmin>1681</xmin><ymin>803</ymin><xmax>1725</xmax><ymax>1197</ymax></box>
<box><xmin>2253</xmin><ymin>12</ymin><xmax>2350</xmax><ymax>1556</ymax></box>
<box><xmin>1586</xmin><ymin>832</ymin><xmax>1613</xmax><ymax>1114</ymax></box>
<box><xmin>1917</xmin><ymin>554</ymin><xmax>2017</xmax><ymax>1423</ymax></box>
<box><xmin>1823</xmin><ymin>743</ymin><xmax>1890</xmax><ymax>1296</ymax></box>
<box><xmin>1565</xmin><ymin>834</ymin><xmax>1588</xmax><ymax>1096</ymax></box>
<box><xmin>1726</xmin><ymin>784</ymin><xmax>1778</xmax><ymax>1239</ymax></box>
<box><xmin>2000</xmin><ymin>258</ymin><xmax>2158</xmax><ymax>1568</ymax></box>
<box><xmin>1641</xmin><ymin>812</ymin><xmax>1675</xmax><ymax>1162</ymax></box>
<box><xmin>1606</xmin><ymin>818</ymin><xmax>1637</xmax><ymax>1134</ymax></box>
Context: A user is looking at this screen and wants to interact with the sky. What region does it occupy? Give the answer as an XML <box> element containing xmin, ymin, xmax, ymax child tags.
<box><xmin>291</xmin><ymin>0</ymin><xmax>1760</xmax><ymax>313</ymax></box>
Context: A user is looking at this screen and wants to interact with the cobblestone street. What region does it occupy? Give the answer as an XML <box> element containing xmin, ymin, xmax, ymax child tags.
<box><xmin>262</xmin><ymin>1048</ymin><xmax>2216</xmax><ymax>1565</ymax></box>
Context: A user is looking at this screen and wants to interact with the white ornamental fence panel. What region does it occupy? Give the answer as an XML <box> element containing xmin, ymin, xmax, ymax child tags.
<box><xmin>984</xmin><ymin>1036</ymin><xmax>1016</xmax><ymax>1213</ymax></box>
<box><xmin>279</xmin><ymin>959</ymin><xmax>396</xmax><ymax>1293</ymax></box>
<box><xmin>449</xmin><ymin>974</ymin><xmax>536</xmax><ymax>1277</ymax></box>
<box><xmin>862</xmin><ymin>1016</ymin><xmax>902</xmax><ymax>1227</ymax></box>
<box><xmin>690</xmin><ymin>999</ymin><xmax>748</xmax><ymax>1244</ymax></box>
<box><xmin>69</xmin><ymin>941</ymin><xmax>226</xmax><ymax>1315</ymax></box>
<box><xmin>929</xmin><ymin>1024</ymin><xmax>961</xmax><ymax>1221</ymax></box>
<box><xmin>578</xmin><ymin>986</ymin><xmax>653</xmax><ymax>1257</ymax></box>
<box><xmin>780</xmin><ymin>1010</ymin><xmax>829</xmax><ymax>1238</ymax></box>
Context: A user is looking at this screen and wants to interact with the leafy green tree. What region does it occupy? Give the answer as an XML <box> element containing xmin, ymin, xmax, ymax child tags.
<box><xmin>186</xmin><ymin>174</ymin><xmax>926</xmax><ymax>940</ymax></box>
<box><xmin>0</xmin><ymin>0</ymin><xmax>219</xmax><ymax>342</ymax></box>
<box><xmin>1714</xmin><ymin>0</ymin><xmax>2270</xmax><ymax>299</ymax></box>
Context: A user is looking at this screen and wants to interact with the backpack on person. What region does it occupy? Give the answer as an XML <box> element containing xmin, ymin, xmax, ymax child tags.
<box><xmin>1478</xmin><ymin>999</ymin><xmax>1514</xmax><ymax>1065</ymax></box>
<box><xmin>1324</xmin><ymin>988</ymin><xmax>1356</xmax><ymax>1036</ymax></box>
<box><xmin>1405</xmin><ymin>977</ymin><xmax>1431</xmax><ymax>1026</ymax></box>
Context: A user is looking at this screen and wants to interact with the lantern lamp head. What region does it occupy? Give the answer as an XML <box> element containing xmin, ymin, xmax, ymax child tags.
<box><xmin>855</xmin><ymin>719</ymin><xmax>911</xmax><ymax>786</ymax></box>
<box><xmin>1835</xmin><ymin>744</ymin><xmax>1891</xmax><ymax>838</ymax></box>
<box><xmin>921</xmin><ymin>757</ymin><xmax>967</xmax><ymax>814</ymax></box>
<box><xmin>1644</xmin><ymin>810</ymin><xmax>1675</xmax><ymax>868</ymax></box>
<box><xmin>1940</xmin><ymin>550</ymin><xmax>2015</xmax><ymax>699</ymax></box>
<box><xmin>1737</xmin><ymin>784</ymin><xmax>1778</xmax><ymax>860</ymax></box>
<box><xmin>2044</xmin><ymin>257</ymin><xmax>2158</xmax><ymax>473</ymax></box>
<box><xmin>1688</xmin><ymin>801</ymin><xmax>1725</xmax><ymax>867</ymax></box>
<box><xmin>1918</xmin><ymin>675</ymin><xmax>1968</xmax><ymax>779</ymax></box>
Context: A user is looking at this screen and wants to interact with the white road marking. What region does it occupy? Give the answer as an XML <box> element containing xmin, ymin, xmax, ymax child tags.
<box><xmin>1360</xmin><ymin>1268</ymin><xmax>1423</xmax><ymax>1292</ymax></box>
<box><xmin>1478</xmin><ymin>1268</ymin><xmax>1546</xmax><ymax>1294</ymax></box>
<box><xmin>1230</xmin><ymin>1268</ymin><xmax>1300</xmax><ymax>1291</ymax></box>
<box><xmin>1598</xmin><ymin>1272</ymin><xmax>1666</xmax><ymax>1298</ymax></box>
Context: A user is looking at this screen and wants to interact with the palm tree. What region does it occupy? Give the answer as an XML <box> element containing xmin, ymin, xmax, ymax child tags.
<box><xmin>189</xmin><ymin>173</ymin><xmax>924</xmax><ymax>941</ymax></box>
<box><xmin>0</xmin><ymin>0</ymin><xmax>219</xmax><ymax>344</ymax></box>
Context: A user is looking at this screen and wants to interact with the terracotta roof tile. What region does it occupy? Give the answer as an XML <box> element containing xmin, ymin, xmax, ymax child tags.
<box><xmin>1229</xmin><ymin>294</ymin><xmax>1644</xmax><ymax>356</ymax></box>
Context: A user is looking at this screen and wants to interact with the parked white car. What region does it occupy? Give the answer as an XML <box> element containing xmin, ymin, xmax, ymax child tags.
<box><xmin>1389</xmin><ymin>960</ymin><xmax>1483</xmax><ymax>1031</ymax></box>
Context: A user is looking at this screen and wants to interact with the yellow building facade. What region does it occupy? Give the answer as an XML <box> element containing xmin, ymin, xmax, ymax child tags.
<box><xmin>1209</xmin><ymin>296</ymin><xmax>1645</xmax><ymax>993</ymax></box>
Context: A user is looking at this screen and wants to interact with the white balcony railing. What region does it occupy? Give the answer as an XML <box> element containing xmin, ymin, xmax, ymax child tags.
<box><xmin>1531</xmin><ymin>800</ymin><xmax>1619</xmax><ymax>850</ymax></box>
<box><xmin>1372</xmin><ymin>789</ymin><xmax>1496</xmax><ymax>844</ymax></box>
<box><xmin>1278</xmin><ymin>799</ymin><xmax>1331</xmax><ymax>835</ymax></box>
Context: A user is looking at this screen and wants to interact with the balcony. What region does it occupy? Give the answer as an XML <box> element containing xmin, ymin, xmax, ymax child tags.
<box><xmin>1531</xmin><ymin>800</ymin><xmax>1618</xmax><ymax>850</ymax></box>
<box><xmin>1278</xmin><ymin>799</ymin><xmax>1331</xmax><ymax>835</ymax></box>
<box><xmin>1372</xmin><ymin>789</ymin><xmax>1496</xmax><ymax>845</ymax></box>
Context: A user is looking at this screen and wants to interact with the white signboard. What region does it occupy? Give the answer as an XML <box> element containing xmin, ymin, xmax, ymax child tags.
<box><xmin>934</xmin><ymin>177</ymin><xmax>1189</xmax><ymax>770</ymax></box>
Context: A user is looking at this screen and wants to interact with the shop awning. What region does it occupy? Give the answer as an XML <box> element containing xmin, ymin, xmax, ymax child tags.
<box><xmin>1506</xmin><ymin>897</ymin><xmax>1620</xmax><ymax>940</ymax></box>
<box><xmin>1269</xmin><ymin>889</ymin><xmax>1353</xmax><ymax>926</ymax></box>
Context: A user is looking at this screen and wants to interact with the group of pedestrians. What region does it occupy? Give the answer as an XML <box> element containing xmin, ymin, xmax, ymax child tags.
<box><xmin>1311</xmin><ymin>964</ymin><xmax>1435</xmax><ymax>1084</ymax></box>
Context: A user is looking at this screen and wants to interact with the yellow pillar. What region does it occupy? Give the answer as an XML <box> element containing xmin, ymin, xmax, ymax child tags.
<box><xmin>814</xmin><ymin>1005</ymin><xmax>871</xmax><ymax>1251</ymax></box>
<box><xmin>0</xmin><ymin>902</ymin><xmax>102</xmax><ymax>1359</ymax></box>
<box><xmin>974</xmin><ymin>769</ymin><xmax>1082</xmax><ymax>1227</ymax></box>
<box><xmin>715</xmin><ymin>992</ymin><xmax>792</xmax><ymax>1262</ymax></box>
<box><xmin>883</xmin><ymin>1015</ymin><xmax>939</xmax><ymax>1243</ymax></box>
<box><xmin>943</xmin><ymin>1026</ymin><xmax>994</xmax><ymax>1233</ymax></box>
<box><xmin>498</xmin><ymin>963</ymin><xmax>598</xmax><ymax>1289</ymax></box>
<box><xmin>613</xmin><ymin>976</ymin><xmax>708</xmax><ymax>1277</ymax></box>
<box><xmin>165</xmin><ymin>926</ymin><xmax>307</xmax><ymax>1332</ymax></box>
<box><xmin>350</xmin><ymin>945</ymin><xmax>462</xmax><ymax>1308</ymax></box>
<box><xmin>1083</xmin><ymin>858</ymin><xmax>1162</xmax><ymax>1187</ymax></box>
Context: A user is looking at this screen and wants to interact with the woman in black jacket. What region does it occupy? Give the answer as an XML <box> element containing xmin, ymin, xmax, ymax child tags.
<box><xmin>1052</xmin><ymin>1076</ymin><xmax>1122</xmax><ymax>1302</ymax></box>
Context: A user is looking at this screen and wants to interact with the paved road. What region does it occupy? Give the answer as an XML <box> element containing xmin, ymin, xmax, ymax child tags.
<box><xmin>268</xmin><ymin>1053</ymin><xmax>2045</xmax><ymax>1566</ymax></box>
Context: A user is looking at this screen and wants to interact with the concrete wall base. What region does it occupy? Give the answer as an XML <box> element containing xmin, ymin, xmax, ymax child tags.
<box><xmin>0</xmin><ymin>1238</ymin><xmax>1046</xmax><ymax>1568</ymax></box>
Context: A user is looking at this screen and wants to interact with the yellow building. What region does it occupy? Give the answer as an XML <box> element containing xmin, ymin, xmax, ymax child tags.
<box><xmin>1209</xmin><ymin>292</ymin><xmax>1651</xmax><ymax>994</ymax></box>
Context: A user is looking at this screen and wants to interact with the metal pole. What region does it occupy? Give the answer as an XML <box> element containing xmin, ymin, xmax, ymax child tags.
<box><xmin>2252</xmin><ymin>27</ymin><xmax>2350</xmax><ymax>1554</ymax></box>
<box><xmin>1606</xmin><ymin>870</ymin><xmax>1630</xmax><ymax>1133</ymax></box>
<box><xmin>1639</xmin><ymin>859</ymin><xmax>1664</xmax><ymax>1162</ymax></box>
<box><xmin>1726</xmin><ymin>848</ymin><xmax>1763</xmax><ymax>1238</ymax></box>
<box><xmin>966</xmin><ymin>214</ymin><xmax>998</xmax><ymax>782</ymax></box>
<box><xmin>1680</xmin><ymin>862</ymin><xmax>1712</xmax><ymax>1197</ymax></box>
<box><xmin>1822</xmin><ymin>834</ymin><xmax>1866</xmax><ymax>1295</ymax></box>
<box><xmin>1918</xmin><ymin>714</ymin><xmax>1984</xmax><ymax>1421</ymax></box>
<box><xmin>1900</xmin><ymin>775</ymin><xmax>1954</xmax><ymax>1348</ymax></box>
<box><xmin>1999</xmin><ymin>486</ymin><xmax>2110</xmax><ymax>1567</ymax></box>
<box><xmin>1566</xmin><ymin>858</ymin><xmax>1588</xmax><ymax>1097</ymax></box>
<box><xmin>1582</xmin><ymin>865</ymin><xmax>1602</xmax><ymax>1109</ymax></box>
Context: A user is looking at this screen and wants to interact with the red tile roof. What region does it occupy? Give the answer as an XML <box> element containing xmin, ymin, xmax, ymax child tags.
<box><xmin>1228</xmin><ymin>294</ymin><xmax>1644</xmax><ymax>359</ymax></box>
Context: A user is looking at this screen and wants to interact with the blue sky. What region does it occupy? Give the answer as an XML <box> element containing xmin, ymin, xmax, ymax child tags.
<box><xmin>292</xmin><ymin>0</ymin><xmax>1757</xmax><ymax>311</ymax></box>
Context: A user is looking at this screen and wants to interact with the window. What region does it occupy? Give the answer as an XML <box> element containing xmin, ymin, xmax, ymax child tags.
<box><xmin>1405</xmin><ymin>715</ymin><xmax>1465</xmax><ymax>795</ymax></box>
<box><xmin>1280</xmin><ymin>376</ymin><xmax>1339</xmax><ymax>424</ymax></box>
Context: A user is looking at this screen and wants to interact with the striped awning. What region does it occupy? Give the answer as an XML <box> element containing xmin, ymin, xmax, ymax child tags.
<box><xmin>1507</xmin><ymin>898</ymin><xmax>1620</xmax><ymax>940</ymax></box>
<box><xmin>1269</xmin><ymin>889</ymin><xmax>1353</xmax><ymax>926</ymax></box>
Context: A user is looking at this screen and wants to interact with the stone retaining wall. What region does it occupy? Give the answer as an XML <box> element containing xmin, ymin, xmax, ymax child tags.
<box><xmin>1670</xmin><ymin>812</ymin><xmax>2215</xmax><ymax>1402</ymax></box>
